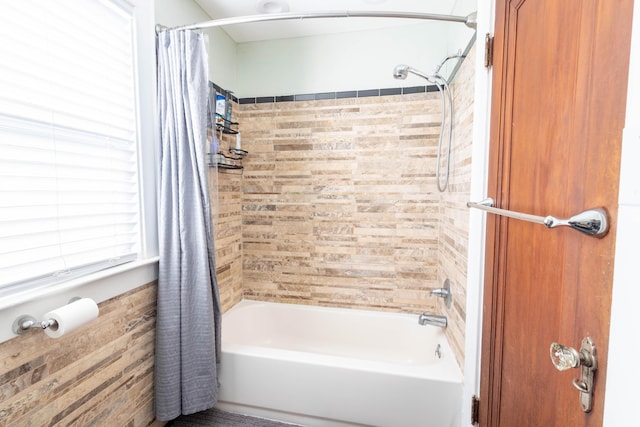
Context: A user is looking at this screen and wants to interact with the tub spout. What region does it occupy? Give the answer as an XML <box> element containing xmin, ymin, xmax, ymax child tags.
<box><xmin>418</xmin><ymin>313</ymin><xmax>448</xmax><ymax>328</ymax></box>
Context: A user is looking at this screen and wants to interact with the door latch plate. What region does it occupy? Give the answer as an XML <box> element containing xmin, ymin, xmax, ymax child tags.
<box><xmin>549</xmin><ymin>336</ymin><xmax>597</xmax><ymax>412</ymax></box>
<box><xmin>576</xmin><ymin>337</ymin><xmax>597</xmax><ymax>412</ymax></box>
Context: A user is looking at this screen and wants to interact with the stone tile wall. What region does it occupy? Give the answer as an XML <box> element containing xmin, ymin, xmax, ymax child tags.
<box><xmin>237</xmin><ymin>92</ymin><xmax>443</xmax><ymax>313</ymax></box>
<box><xmin>0</xmin><ymin>282</ymin><xmax>161</xmax><ymax>427</ymax></box>
<box><xmin>437</xmin><ymin>45</ymin><xmax>476</xmax><ymax>368</ymax></box>
<box><xmin>210</xmin><ymin>109</ymin><xmax>244</xmax><ymax>312</ymax></box>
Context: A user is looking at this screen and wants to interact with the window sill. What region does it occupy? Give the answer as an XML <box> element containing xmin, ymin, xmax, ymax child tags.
<box><xmin>0</xmin><ymin>257</ymin><xmax>159</xmax><ymax>344</ymax></box>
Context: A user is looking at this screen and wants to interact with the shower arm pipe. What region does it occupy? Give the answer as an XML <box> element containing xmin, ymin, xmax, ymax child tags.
<box><xmin>157</xmin><ymin>10</ymin><xmax>478</xmax><ymax>33</ymax></box>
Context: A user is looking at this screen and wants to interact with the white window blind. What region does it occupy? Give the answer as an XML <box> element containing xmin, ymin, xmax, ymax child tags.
<box><xmin>0</xmin><ymin>0</ymin><xmax>140</xmax><ymax>296</ymax></box>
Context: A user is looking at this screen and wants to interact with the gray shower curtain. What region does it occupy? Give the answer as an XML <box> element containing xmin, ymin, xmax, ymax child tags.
<box><xmin>155</xmin><ymin>29</ymin><xmax>221</xmax><ymax>421</ymax></box>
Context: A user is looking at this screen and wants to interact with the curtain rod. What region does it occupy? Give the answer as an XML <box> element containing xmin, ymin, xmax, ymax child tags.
<box><xmin>156</xmin><ymin>10</ymin><xmax>477</xmax><ymax>33</ymax></box>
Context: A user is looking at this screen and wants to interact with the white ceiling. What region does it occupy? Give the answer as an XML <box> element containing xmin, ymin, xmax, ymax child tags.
<box><xmin>194</xmin><ymin>0</ymin><xmax>466</xmax><ymax>43</ymax></box>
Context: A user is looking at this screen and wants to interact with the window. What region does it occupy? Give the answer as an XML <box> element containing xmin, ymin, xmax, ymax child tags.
<box><xmin>0</xmin><ymin>0</ymin><xmax>141</xmax><ymax>297</ymax></box>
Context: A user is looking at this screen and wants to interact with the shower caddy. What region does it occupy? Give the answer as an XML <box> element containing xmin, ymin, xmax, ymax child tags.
<box><xmin>212</xmin><ymin>114</ymin><xmax>246</xmax><ymax>170</ymax></box>
<box><xmin>209</xmin><ymin>84</ymin><xmax>247</xmax><ymax>170</ymax></box>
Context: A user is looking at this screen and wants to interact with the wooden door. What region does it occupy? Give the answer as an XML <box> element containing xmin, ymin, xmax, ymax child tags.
<box><xmin>479</xmin><ymin>0</ymin><xmax>634</xmax><ymax>425</ymax></box>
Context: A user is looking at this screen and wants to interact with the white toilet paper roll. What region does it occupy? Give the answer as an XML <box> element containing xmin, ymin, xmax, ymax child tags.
<box><xmin>43</xmin><ymin>298</ymin><xmax>99</xmax><ymax>339</ymax></box>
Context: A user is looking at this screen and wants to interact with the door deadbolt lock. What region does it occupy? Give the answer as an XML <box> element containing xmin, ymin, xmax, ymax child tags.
<box><xmin>549</xmin><ymin>337</ymin><xmax>597</xmax><ymax>412</ymax></box>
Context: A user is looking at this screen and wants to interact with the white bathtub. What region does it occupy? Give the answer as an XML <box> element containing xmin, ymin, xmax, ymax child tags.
<box><xmin>216</xmin><ymin>299</ymin><xmax>463</xmax><ymax>427</ymax></box>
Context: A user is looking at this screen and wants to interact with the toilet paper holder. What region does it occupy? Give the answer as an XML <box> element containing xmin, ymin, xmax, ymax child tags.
<box><xmin>12</xmin><ymin>315</ymin><xmax>58</xmax><ymax>334</ymax></box>
<box><xmin>12</xmin><ymin>297</ymin><xmax>82</xmax><ymax>335</ymax></box>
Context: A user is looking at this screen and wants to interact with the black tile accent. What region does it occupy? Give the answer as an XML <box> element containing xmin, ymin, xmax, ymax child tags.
<box><xmin>336</xmin><ymin>90</ymin><xmax>357</xmax><ymax>99</ymax></box>
<box><xmin>230</xmin><ymin>84</ymin><xmax>435</xmax><ymax>105</ymax></box>
<box><xmin>380</xmin><ymin>88</ymin><xmax>402</xmax><ymax>96</ymax></box>
<box><xmin>256</xmin><ymin>96</ymin><xmax>276</xmax><ymax>104</ymax></box>
<box><xmin>357</xmin><ymin>89</ymin><xmax>379</xmax><ymax>98</ymax></box>
<box><xmin>294</xmin><ymin>93</ymin><xmax>316</xmax><ymax>101</ymax></box>
<box><xmin>315</xmin><ymin>92</ymin><xmax>336</xmax><ymax>100</ymax></box>
<box><xmin>403</xmin><ymin>86</ymin><xmax>427</xmax><ymax>94</ymax></box>
<box><xmin>276</xmin><ymin>95</ymin><xmax>295</xmax><ymax>102</ymax></box>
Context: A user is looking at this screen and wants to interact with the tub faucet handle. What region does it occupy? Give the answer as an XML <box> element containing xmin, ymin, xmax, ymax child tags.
<box><xmin>430</xmin><ymin>288</ymin><xmax>449</xmax><ymax>298</ymax></box>
<box><xmin>430</xmin><ymin>279</ymin><xmax>452</xmax><ymax>308</ymax></box>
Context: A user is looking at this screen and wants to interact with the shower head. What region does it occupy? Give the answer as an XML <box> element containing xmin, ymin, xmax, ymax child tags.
<box><xmin>393</xmin><ymin>64</ymin><xmax>410</xmax><ymax>80</ymax></box>
<box><xmin>393</xmin><ymin>64</ymin><xmax>436</xmax><ymax>82</ymax></box>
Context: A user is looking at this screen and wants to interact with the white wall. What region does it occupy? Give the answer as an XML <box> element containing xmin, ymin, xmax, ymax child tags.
<box><xmin>236</xmin><ymin>22</ymin><xmax>474</xmax><ymax>97</ymax></box>
<box><xmin>153</xmin><ymin>0</ymin><xmax>476</xmax><ymax>97</ymax></box>
<box><xmin>155</xmin><ymin>0</ymin><xmax>237</xmax><ymax>91</ymax></box>
<box><xmin>452</xmin><ymin>0</ymin><xmax>479</xmax><ymax>15</ymax></box>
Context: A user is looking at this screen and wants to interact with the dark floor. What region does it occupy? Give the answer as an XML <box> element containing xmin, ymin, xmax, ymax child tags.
<box><xmin>167</xmin><ymin>407</ymin><xmax>304</xmax><ymax>427</ymax></box>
